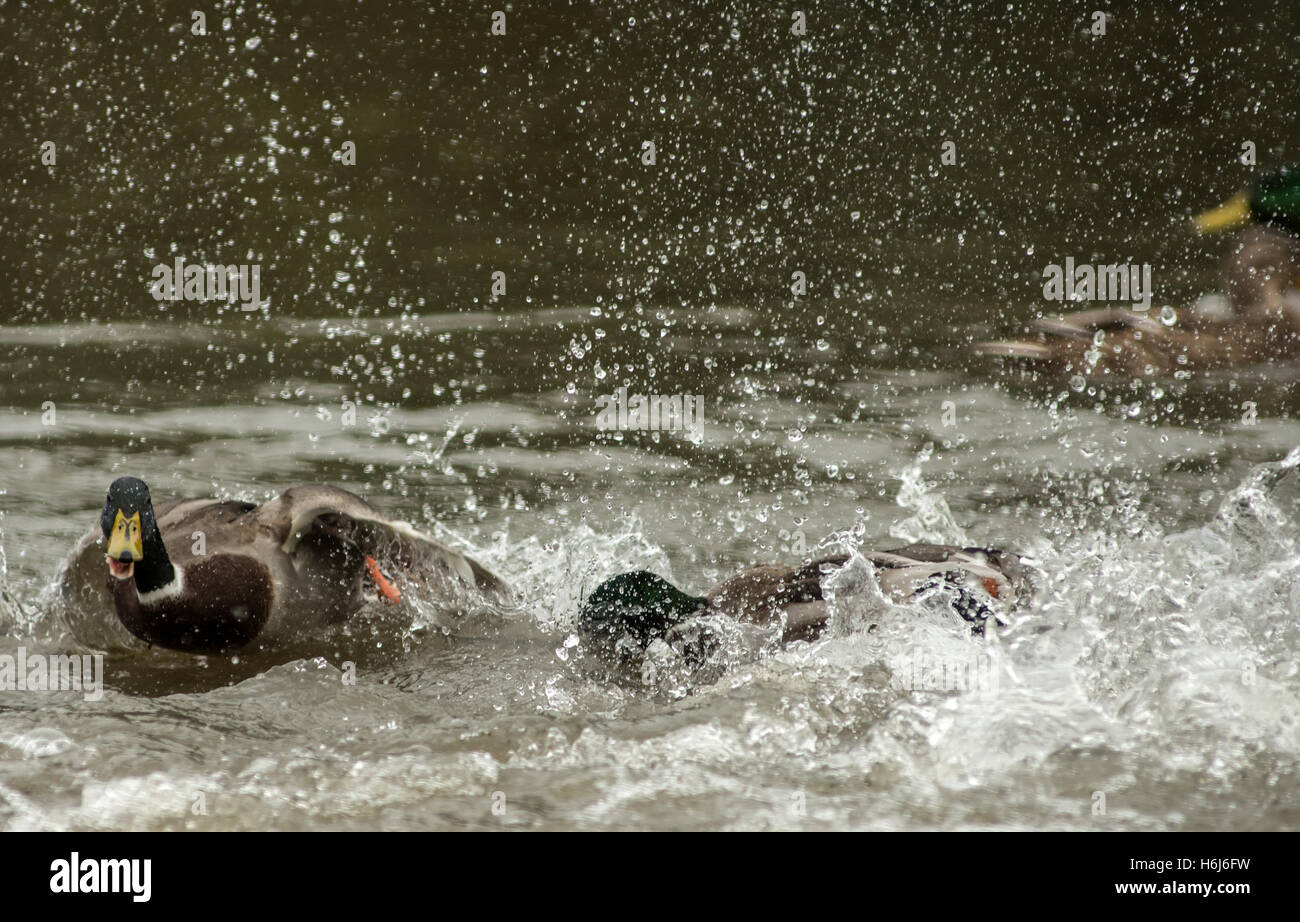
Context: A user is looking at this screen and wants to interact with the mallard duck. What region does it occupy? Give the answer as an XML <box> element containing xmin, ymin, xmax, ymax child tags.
<box><xmin>1196</xmin><ymin>166</ymin><xmax>1300</xmax><ymax>314</ymax></box>
<box><xmin>1196</xmin><ymin>166</ymin><xmax>1300</xmax><ymax>237</ymax></box>
<box><xmin>976</xmin><ymin>167</ymin><xmax>1300</xmax><ymax>376</ymax></box>
<box><xmin>577</xmin><ymin>544</ymin><xmax>1030</xmax><ymax>663</ymax></box>
<box><xmin>56</xmin><ymin>477</ymin><xmax>512</xmax><ymax>655</ymax></box>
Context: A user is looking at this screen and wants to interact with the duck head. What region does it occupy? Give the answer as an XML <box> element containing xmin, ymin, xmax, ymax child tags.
<box><xmin>578</xmin><ymin>571</ymin><xmax>707</xmax><ymax>658</ymax></box>
<box><xmin>101</xmin><ymin>477</ymin><xmax>173</xmax><ymax>592</ymax></box>
<box><xmin>1196</xmin><ymin>166</ymin><xmax>1300</xmax><ymax>237</ymax></box>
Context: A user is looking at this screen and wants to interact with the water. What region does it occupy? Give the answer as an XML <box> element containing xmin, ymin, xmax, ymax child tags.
<box><xmin>2</xmin><ymin>1</ymin><xmax>1299</xmax><ymax>830</ymax></box>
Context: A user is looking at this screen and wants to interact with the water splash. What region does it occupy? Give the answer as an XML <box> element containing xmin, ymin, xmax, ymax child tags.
<box><xmin>889</xmin><ymin>444</ymin><xmax>970</xmax><ymax>545</ymax></box>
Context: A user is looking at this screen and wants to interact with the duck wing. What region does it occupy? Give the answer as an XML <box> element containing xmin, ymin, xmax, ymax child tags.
<box><xmin>699</xmin><ymin>545</ymin><xmax>1029</xmax><ymax>643</ymax></box>
<box><xmin>865</xmin><ymin>544</ymin><xmax>1030</xmax><ymax>607</ymax></box>
<box><xmin>974</xmin><ymin>307</ymin><xmax>1201</xmax><ymax>376</ymax></box>
<box><xmin>975</xmin><ymin>307</ymin><xmax>1157</xmax><ymax>354</ymax></box>
<box><xmin>1030</xmin><ymin>307</ymin><xmax>1165</xmax><ymax>338</ymax></box>
<box><xmin>251</xmin><ymin>485</ymin><xmax>512</xmax><ymax>606</ymax></box>
<box><xmin>705</xmin><ymin>560</ymin><xmax>840</xmax><ymax>640</ymax></box>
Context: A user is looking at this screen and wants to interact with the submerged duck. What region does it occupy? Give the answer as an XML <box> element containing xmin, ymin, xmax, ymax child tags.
<box><xmin>57</xmin><ymin>477</ymin><xmax>511</xmax><ymax>655</ymax></box>
<box><xmin>977</xmin><ymin>167</ymin><xmax>1300</xmax><ymax>377</ymax></box>
<box><xmin>577</xmin><ymin>544</ymin><xmax>1030</xmax><ymax>664</ymax></box>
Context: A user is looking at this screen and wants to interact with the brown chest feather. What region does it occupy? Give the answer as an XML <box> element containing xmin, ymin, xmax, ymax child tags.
<box><xmin>115</xmin><ymin>555</ymin><xmax>274</xmax><ymax>654</ymax></box>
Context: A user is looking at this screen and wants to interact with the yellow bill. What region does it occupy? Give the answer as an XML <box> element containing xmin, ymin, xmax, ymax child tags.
<box><xmin>107</xmin><ymin>510</ymin><xmax>143</xmax><ymax>562</ymax></box>
<box><xmin>1194</xmin><ymin>192</ymin><xmax>1251</xmax><ymax>234</ymax></box>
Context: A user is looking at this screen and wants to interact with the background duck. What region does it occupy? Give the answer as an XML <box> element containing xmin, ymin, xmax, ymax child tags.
<box><xmin>1197</xmin><ymin>166</ymin><xmax>1300</xmax><ymax>315</ymax></box>
<box><xmin>56</xmin><ymin>477</ymin><xmax>512</xmax><ymax>656</ymax></box>
<box><xmin>577</xmin><ymin>544</ymin><xmax>1031</xmax><ymax>665</ymax></box>
<box><xmin>976</xmin><ymin>167</ymin><xmax>1300</xmax><ymax>377</ymax></box>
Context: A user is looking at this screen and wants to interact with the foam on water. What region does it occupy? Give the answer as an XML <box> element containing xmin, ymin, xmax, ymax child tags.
<box><xmin>481</xmin><ymin>449</ymin><xmax>1300</xmax><ymax>829</ymax></box>
<box><xmin>3</xmin><ymin>448</ymin><xmax>1300</xmax><ymax>829</ymax></box>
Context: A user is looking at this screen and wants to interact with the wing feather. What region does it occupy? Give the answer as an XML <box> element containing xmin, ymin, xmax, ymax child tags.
<box><xmin>256</xmin><ymin>485</ymin><xmax>511</xmax><ymax>603</ymax></box>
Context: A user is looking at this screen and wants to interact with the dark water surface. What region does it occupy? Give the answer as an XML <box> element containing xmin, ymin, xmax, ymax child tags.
<box><xmin>2</xmin><ymin>1</ymin><xmax>1299</xmax><ymax>829</ymax></box>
